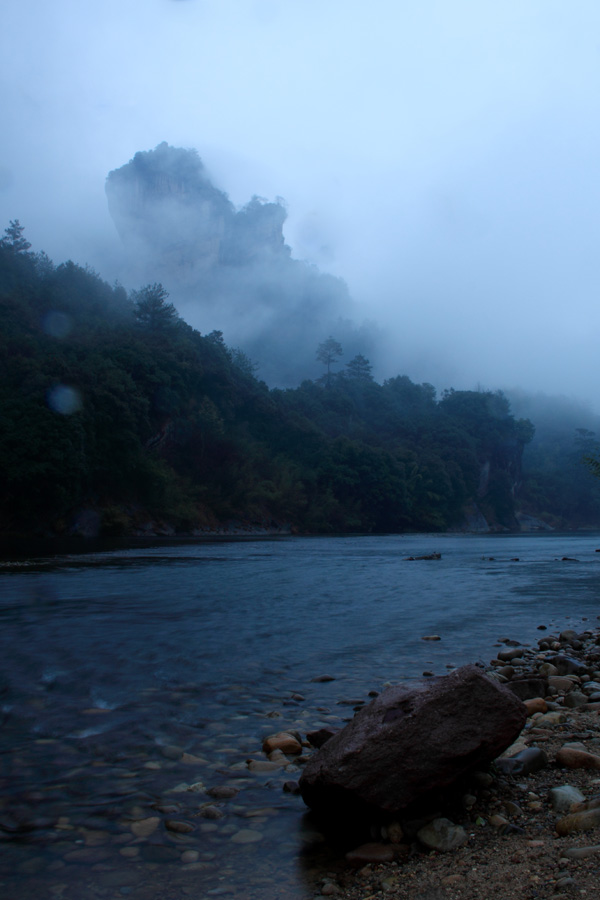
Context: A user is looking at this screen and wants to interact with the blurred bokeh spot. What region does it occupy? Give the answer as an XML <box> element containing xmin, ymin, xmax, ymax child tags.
<box><xmin>47</xmin><ymin>384</ymin><xmax>82</xmax><ymax>415</ymax></box>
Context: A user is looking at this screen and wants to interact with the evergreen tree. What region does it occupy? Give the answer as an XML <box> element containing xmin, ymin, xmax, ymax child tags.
<box><xmin>345</xmin><ymin>353</ymin><xmax>373</xmax><ymax>381</ymax></box>
<box><xmin>132</xmin><ymin>283</ymin><xmax>179</xmax><ymax>330</ymax></box>
<box><xmin>316</xmin><ymin>336</ymin><xmax>343</xmax><ymax>386</ymax></box>
<box><xmin>1</xmin><ymin>219</ymin><xmax>31</xmax><ymax>253</ymax></box>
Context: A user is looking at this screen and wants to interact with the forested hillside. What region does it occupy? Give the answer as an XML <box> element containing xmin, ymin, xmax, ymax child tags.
<box><xmin>1</xmin><ymin>221</ymin><xmax>594</xmax><ymax>539</ymax></box>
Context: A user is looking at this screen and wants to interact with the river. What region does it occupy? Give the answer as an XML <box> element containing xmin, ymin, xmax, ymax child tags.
<box><xmin>1</xmin><ymin>532</ymin><xmax>599</xmax><ymax>899</ymax></box>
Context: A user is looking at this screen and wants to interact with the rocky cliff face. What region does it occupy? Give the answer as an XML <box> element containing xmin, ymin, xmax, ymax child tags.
<box><xmin>106</xmin><ymin>142</ymin><xmax>289</xmax><ymax>284</ymax></box>
<box><xmin>105</xmin><ymin>143</ymin><xmax>367</xmax><ymax>385</ymax></box>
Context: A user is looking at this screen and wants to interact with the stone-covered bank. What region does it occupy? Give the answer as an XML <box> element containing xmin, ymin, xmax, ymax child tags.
<box><xmin>262</xmin><ymin>623</ymin><xmax>600</xmax><ymax>900</ymax></box>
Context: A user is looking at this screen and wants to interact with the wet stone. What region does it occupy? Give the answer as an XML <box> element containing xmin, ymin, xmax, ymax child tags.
<box><xmin>82</xmin><ymin>829</ymin><xmax>111</xmax><ymax>846</ymax></box>
<box><xmin>564</xmin><ymin>691</ymin><xmax>588</xmax><ymax>708</ymax></box>
<box><xmin>247</xmin><ymin>759</ymin><xmax>283</xmax><ymax>773</ymax></box>
<box><xmin>199</xmin><ymin>805</ymin><xmax>225</xmax><ymax>819</ymax></box>
<box><xmin>181</xmin><ymin>752</ymin><xmax>209</xmax><ymax>765</ymax></box>
<box><xmin>131</xmin><ymin>816</ymin><xmax>160</xmax><ymax>837</ymax></box>
<box><xmin>267</xmin><ymin>748</ymin><xmax>287</xmax><ymax>763</ymax></box>
<box><xmin>262</xmin><ymin>732</ymin><xmax>302</xmax><ymax>755</ymax></box>
<box><xmin>160</xmin><ymin>745</ymin><xmax>184</xmax><ymax>760</ymax></box>
<box><xmin>497</xmin><ymin>648</ymin><xmax>524</xmax><ymax>662</ymax></box>
<box><xmin>242</xmin><ymin>807</ymin><xmax>278</xmax><ymax>818</ymax></box>
<box><xmin>165</xmin><ymin>819</ymin><xmax>195</xmax><ymax>833</ymax></box>
<box><xmin>230</xmin><ymin>828</ymin><xmax>263</xmax><ymax>843</ymax></box>
<box><xmin>170</xmin><ymin>782</ymin><xmax>196</xmax><ymax>793</ymax></box>
<box><xmin>206</xmin><ymin>786</ymin><xmax>239</xmax><ymax>800</ymax></box>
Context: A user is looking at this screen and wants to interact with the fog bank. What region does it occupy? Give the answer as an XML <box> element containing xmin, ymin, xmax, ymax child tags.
<box><xmin>2</xmin><ymin>1</ymin><xmax>599</xmax><ymax>404</ymax></box>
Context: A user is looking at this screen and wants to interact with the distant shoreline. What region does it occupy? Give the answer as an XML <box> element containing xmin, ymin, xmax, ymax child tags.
<box><xmin>2</xmin><ymin>527</ymin><xmax>600</xmax><ymax>566</ymax></box>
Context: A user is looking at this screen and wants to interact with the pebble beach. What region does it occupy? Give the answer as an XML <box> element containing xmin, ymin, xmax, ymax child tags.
<box><xmin>301</xmin><ymin>622</ymin><xmax>600</xmax><ymax>900</ymax></box>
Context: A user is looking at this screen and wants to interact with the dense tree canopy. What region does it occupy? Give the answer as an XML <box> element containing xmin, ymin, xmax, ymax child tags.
<box><xmin>2</xmin><ymin>223</ymin><xmax>594</xmax><ymax>538</ymax></box>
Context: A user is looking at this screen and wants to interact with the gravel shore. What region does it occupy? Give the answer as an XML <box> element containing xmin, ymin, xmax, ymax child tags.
<box><xmin>302</xmin><ymin>625</ymin><xmax>600</xmax><ymax>900</ymax></box>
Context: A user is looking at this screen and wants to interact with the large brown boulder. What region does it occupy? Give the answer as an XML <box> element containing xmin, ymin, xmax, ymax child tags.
<box><xmin>299</xmin><ymin>665</ymin><xmax>527</xmax><ymax>815</ymax></box>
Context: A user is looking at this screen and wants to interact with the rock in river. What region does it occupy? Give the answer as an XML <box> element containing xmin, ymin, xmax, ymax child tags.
<box><xmin>262</xmin><ymin>732</ymin><xmax>302</xmax><ymax>755</ymax></box>
<box><xmin>299</xmin><ymin>665</ymin><xmax>527</xmax><ymax>816</ymax></box>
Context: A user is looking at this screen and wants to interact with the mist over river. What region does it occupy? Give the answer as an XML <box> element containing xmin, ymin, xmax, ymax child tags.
<box><xmin>1</xmin><ymin>533</ymin><xmax>599</xmax><ymax>899</ymax></box>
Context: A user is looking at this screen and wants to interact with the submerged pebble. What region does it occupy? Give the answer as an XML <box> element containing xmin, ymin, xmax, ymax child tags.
<box><xmin>230</xmin><ymin>828</ymin><xmax>263</xmax><ymax>843</ymax></box>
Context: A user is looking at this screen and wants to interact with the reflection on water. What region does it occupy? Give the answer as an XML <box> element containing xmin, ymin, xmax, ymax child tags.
<box><xmin>1</xmin><ymin>533</ymin><xmax>599</xmax><ymax>898</ymax></box>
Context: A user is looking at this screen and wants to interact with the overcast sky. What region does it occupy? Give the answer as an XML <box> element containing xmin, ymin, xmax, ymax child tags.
<box><xmin>2</xmin><ymin>0</ymin><xmax>600</xmax><ymax>405</ymax></box>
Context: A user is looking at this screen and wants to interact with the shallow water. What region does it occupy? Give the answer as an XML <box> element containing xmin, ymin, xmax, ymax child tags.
<box><xmin>1</xmin><ymin>532</ymin><xmax>599</xmax><ymax>899</ymax></box>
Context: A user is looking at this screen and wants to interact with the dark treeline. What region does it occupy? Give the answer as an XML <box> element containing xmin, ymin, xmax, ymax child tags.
<box><xmin>1</xmin><ymin>222</ymin><xmax>598</xmax><ymax>538</ymax></box>
<box><xmin>508</xmin><ymin>390</ymin><xmax>600</xmax><ymax>530</ymax></box>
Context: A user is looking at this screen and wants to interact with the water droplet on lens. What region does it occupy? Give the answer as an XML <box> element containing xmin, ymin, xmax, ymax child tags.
<box><xmin>42</xmin><ymin>310</ymin><xmax>72</xmax><ymax>338</ymax></box>
<box><xmin>47</xmin><ymin>384</ymin><xmax>82</xmax><ymax>415</ymax></box>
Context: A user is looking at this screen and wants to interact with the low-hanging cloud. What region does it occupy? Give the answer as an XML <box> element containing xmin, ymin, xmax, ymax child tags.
<box><xmin>104</xmin><ymin>142</ymin><xmax>378</xmax><ymax>385</ymax></box>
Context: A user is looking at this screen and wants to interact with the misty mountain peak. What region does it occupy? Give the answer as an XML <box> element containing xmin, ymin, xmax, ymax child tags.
<box><xmin>105</xmin><ymin>143</ymin><xmax>369</xmax><ymax>386</ymax></box>
<box><xmin>106</xmin><ymin>143</ymin><xmax>289</xmax><ymax>281</ymax></box>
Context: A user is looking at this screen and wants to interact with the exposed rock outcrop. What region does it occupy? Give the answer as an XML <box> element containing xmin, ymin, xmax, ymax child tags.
<box><xmin>105</xmin><ymin>143</ymin><xmax>368</xmax><ymax>386</ymax></box>
<box><xmin>106</xmin><ymin>143</ymin><xmax>290</xmax><ymax>282</ymax></box>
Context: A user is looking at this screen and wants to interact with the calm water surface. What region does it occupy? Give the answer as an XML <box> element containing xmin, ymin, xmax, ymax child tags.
<box><xmin>1</xmin><ymin>532</ymin><xmax>599</xmax><ymax>899</ymax></box>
